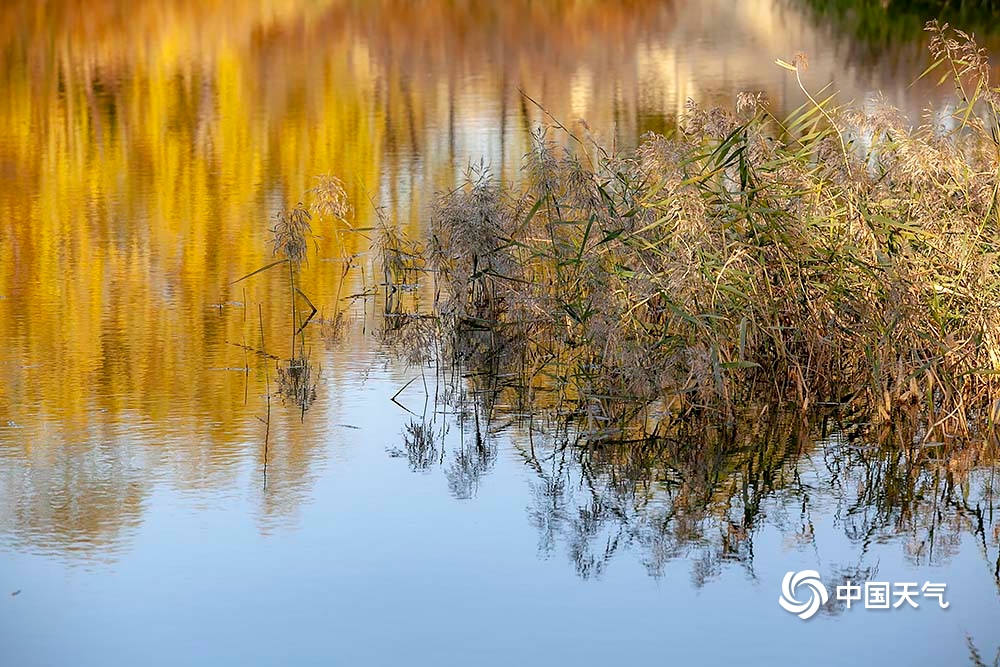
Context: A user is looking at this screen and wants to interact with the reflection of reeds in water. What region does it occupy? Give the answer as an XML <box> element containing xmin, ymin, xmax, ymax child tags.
<box><xmin>319</xmin><ymin>310</ymin><xmax>347</xmax><ymax>346</ymax></box>
<box><xmin>383</xmin><ymin>380</ymin><xmax>998</xmax><ymax>591</ymax></box>
<box><xmin>387</xmin><ymin>404</ymin><xmax>497</xmax><ymax>498</ymax></box>
<box><xmin>276</xmin><ymin>350</ymin><xmax>318</xmax><ymax>417</ymax></box>
<box><xmin>406</xmin><ymin>365</ymin><xmax>1000</xmax><ymax>646</ymax></box>
<box><xmin>388</xmin><ymin>419</ymin><xmax>443</xmax><ymax>472</ymax></box>
<box><xmin>446</xmin><ymin>427</ymin><xmax>497</xmax><ymax>500</ymax></box>
<box><xmin>967</xmin><ymin>634</ymin><xmax>1000</xmax><ymax>667</ymax></box>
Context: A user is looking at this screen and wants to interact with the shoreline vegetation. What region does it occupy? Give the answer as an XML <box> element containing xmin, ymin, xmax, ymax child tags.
<box><xmin>290</xmin><ymin>23</ymin><xmax>1000</xmax><ymax>451</ymax></box>
<box><xmin>384</xmin><ymin>22</ymin><xmax>1000</xmax><ymax>448</ymax></box>
<box><xmin>803</xmin><ymin>0</ymin><xmax>1000</xmax><ymax>48</ymax></box>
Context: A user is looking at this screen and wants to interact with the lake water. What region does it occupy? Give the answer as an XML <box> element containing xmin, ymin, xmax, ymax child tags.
<box><xmin>1</xmin><ymin>1</ymin><xmax>999</xmax><ymax>665</ymax></box>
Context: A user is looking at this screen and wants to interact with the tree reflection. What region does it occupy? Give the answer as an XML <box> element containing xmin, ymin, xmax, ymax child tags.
<box><xmin>798</xmin><ymin>0</ymin><xmax>1000</xmax><ymax>52</ymax></box>
<box><xmin>0</xmin><ymin>428</ymin><xmax>151</xmax><ymax>559</ymax></box>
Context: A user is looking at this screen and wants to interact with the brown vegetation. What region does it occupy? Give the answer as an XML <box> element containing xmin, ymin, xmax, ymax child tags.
<box><xmin>385</xmin><ymin>23</ymin><xmax>1000</xmax><ymax>446</ymax></box>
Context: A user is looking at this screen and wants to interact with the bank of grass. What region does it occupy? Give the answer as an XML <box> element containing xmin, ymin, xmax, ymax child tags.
<box><xmin>387</xmin><ymin>23</ymin><xmax>1000</xmax><ymax>444</ymax></box>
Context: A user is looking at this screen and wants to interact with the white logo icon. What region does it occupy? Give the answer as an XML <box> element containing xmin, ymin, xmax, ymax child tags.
<box><xmin>779</xmin><ymin>570</ymin><xmax>829</xmax><ymax>619</ymax></box>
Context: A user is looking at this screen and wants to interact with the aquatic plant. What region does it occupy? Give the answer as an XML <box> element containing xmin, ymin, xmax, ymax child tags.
<box><xmin>382</xmin><ymin>23</ymin><xmax>1000</xmax><ymax>446</ymax></box>
<box><xmin>311</xmin><ymin>174</ymin><xmax>354</xmax><ymax>225</ymax></box>
<box><xmin>233</xmin><ymin>175</ymin><xmax>355</xmax><ymax>420</ymax></box>
<box><xmin>312</xmin><ymin>175</ymin><xmax>356</xmax><ymax>345</ymax></box>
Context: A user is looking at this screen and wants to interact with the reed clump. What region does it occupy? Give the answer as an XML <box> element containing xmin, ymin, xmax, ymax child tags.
<box><xmin>234</xmin><ymin>174</ymin><xmax>354</xmax><ymax>416</ymax></box>
<box><xmin>393</xmin><ymin>23</ymin><xmax>1000</xmax><ymax>443</ymax></box>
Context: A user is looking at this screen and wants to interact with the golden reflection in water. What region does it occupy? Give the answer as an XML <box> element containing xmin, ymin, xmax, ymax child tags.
<box><xmin>0</xmin><ymin>0</ymin><xmax>984</xmax><ymax>556</ymax></box>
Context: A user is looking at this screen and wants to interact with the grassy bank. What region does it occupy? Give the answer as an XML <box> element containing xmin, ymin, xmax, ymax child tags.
<box><xmin>376</xmin><ymin>23</ymin><xmax>1000</xmax><ymax>445</ymax></box>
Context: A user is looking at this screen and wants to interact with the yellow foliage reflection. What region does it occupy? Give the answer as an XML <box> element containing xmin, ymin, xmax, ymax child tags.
<box><xmin>0</xmin><ymin>0</ymin><xmax>977</xmax><ymax>555</ymax></box>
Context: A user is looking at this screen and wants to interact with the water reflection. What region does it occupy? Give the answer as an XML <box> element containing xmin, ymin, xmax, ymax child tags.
<box><xmin>388</xmin><ymin>419</ymin><xmax>443</xmax><ymax>472</ymax></box>
<box><xmin>0</xmin><ymin>428</ymin><xmax>148</xmax><ymax>559</ymax></box>
<box><xmin>801</xmin><ymin>0</ymin><xmax>1000</xmax><ymax>58</ymax></box>
<box><xmin>2</xmin><ymin>0</ymin><xmax>992</xmax><ymax>454</ymax></box>
<box><xmin>0</xmin><ymin>4</ymin><xmax>999</xmax><ymax>662</ymax></box>
<box><xmin>365</xmin><ymin>374</ymin><xmax>1000</xmax><ymax>664</ymax></box>
<box><xmin>376</xmin><ymin>335</ymin><xmax>1000</xmax><ymax>596</ymax></box>
<box><xmin>446</xmin><ymin>426</ymin><xmax>498</xmax><ymax>501</ymax></box>
<box><xmin>506</xmin><ymin>415</ymin><xmax>999</xmax><ymax>587</ymax></box>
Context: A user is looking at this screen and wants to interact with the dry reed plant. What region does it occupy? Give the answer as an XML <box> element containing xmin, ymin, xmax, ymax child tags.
<box><xmin>380</xmin><ymin>23</ymin><xmax>1000</xmax><ymax>445</ymax></box>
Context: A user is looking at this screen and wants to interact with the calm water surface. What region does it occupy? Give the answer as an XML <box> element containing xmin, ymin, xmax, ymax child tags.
<box><xmin>1</xmin><ymin>1</ymin><xmax>999</xmax><ymax>665</ymax></box>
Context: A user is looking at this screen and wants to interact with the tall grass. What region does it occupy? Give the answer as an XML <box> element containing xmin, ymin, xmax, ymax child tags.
<box><xmin>386</xmin><ymin>23</ymin><xmax>1000</xmax><ymax>445</ymax></box>
<box><xmin>234</xmin><ymin>174</ymin><xmax>353</xmax><ymax>415</ymax></box>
